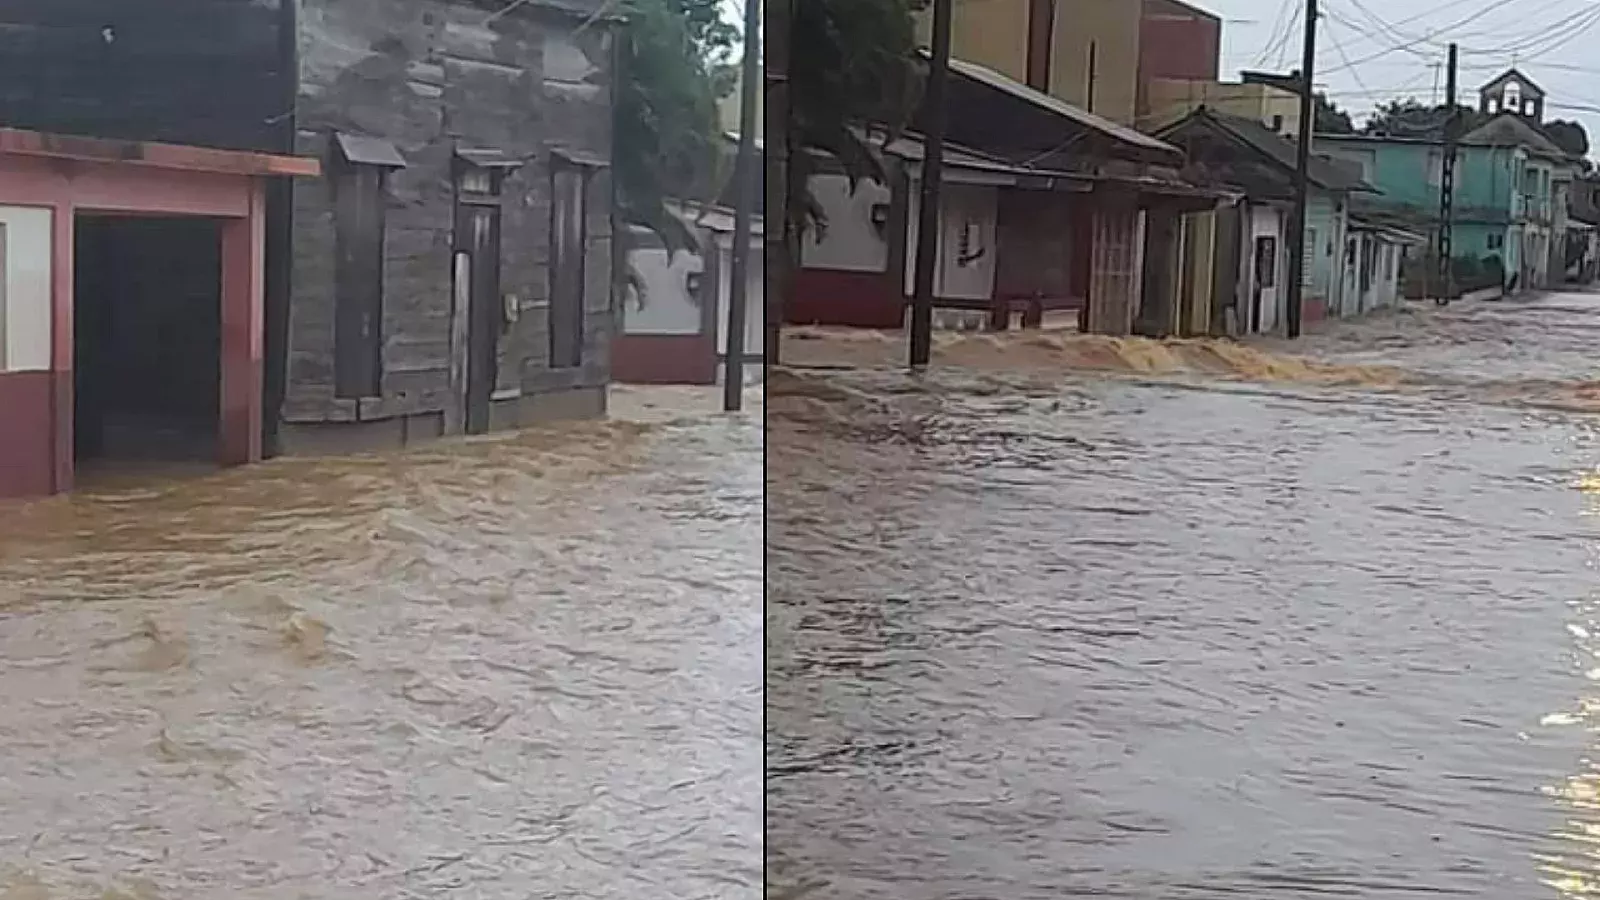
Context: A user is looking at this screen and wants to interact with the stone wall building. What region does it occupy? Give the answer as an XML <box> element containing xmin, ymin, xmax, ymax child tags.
<box><xmin>0</xmin><ymin>0</ymin><xmax>618</xmax><ymax>459</ymax></box>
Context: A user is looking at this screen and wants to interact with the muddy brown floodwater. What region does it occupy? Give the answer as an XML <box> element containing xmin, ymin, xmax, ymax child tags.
<box><xmin>769</xmin><ymin>292</ymin><xmax>1600</xmax><ymax>899</ymax></box>
<box><xmin>0</xmin><ymin>386</ymin><xmax>763</xmax><ymax>899</ymax></box>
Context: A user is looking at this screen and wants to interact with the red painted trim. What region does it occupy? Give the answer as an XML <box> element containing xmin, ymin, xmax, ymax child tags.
<box><xmin>0</xmin><ymin>128</ymin><xmax>320</xmax><ymax>178</ymax></box>
<box><xmin>790</xmin><ymin>268</ymin><xmax>904</xmax><ymax>328</ymax></box>
<box><xmin>612</xmin><ymin>333</ymin><xmax>718</xmax><ymax>384</ymax></box>
<box><xmin>219</xmin><ymin>181</ymin><xmax>265</xmax><ymax>465</ymax></box>
<box><xmin>0</xmin><ymin>145</ymin><xmax>276</xmax><ymax>494</ymax></box>
<box><xmin>0</xmin><ymin>154</ymin><xmax>254</xmax><ymax>218</ymax></box>
<box><xmin>0</xmin><ymin>371</ymin><xmax>54</xmax><ymax>499</ymax></box>
<box><xmin>50</xmin><ymin>200</ymin><xmax>72</xmax><ymax>494</ymax></box>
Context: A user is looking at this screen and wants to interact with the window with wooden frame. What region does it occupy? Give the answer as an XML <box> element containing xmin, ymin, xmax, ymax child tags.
<box><xmin>331</xmin><ymin>133</ymin><xmax>406</xmax><ymax>399</ymax></box>
<box><xmin>548</xmin><ymin>149</ymin><xmax>604</xmax><ymax>369</ymax></box>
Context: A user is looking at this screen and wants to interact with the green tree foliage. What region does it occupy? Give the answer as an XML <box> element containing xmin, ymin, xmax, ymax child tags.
<box><xmin>1544</xmin><ymin>119</ymin><xmax>1591</xmax><ymax>159</ymax></box>
<box><xmin>613</xmin><ymin>0</ymin><xmax>739</xmax><ymax>255</ymax></box>
<box><xmin>1362</xmin><ymin>99</ymin><xmax>1484</xmax><ymax>139</ymax></box>
<box><xmin>1281</xmin><ymin>72</ymin><xmax>1354</xmax><ymax>134</ymax></box>
<box><xmin>789</xmin><ymin>0</ymin><xmax>926</xmax><ymax>235</ymax></box>
<box><xmin>1314</xmin><ymin>91</ymin><xmax>1355</xmax><ymax>134</ymax></box>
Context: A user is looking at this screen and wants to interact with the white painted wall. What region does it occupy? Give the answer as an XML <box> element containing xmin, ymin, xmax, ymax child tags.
<box><xmin>622</xmin><ymin>238</ymin><xmax>704</xmax><ymax>336</ymax></box>
<box><xmin>902</xmin><ymin>182</ymin><xmax>999</xmax><ymax>302</ymax></box>
<box><xmin>803</xmin><ymin>174</ymin><xmax>891</xmax><ymax>272</ymax></box>
<box><xmin>0</xmin><ymin>205</ymin><xmax>53</xmax><ymax>373</ymax></box>
<box><xmin>1249</xmin><ymin>206</ymin><xmax>1283</xmax><ymax>334</ymax></box>
<box><xmin>716</xmin><ymin>235</ymin><xmax>765</xmax><ymax>359</ymax></box>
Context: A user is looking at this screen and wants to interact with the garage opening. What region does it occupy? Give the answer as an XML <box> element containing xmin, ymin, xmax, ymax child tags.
<box><xmin>73</xmin><ymin>215</ymin><xmax>223</xmax><ymax>471</ymax></box>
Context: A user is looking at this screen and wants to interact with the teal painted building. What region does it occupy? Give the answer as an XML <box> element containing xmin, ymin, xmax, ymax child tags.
<box><xmin>1316</xmin><ymin>73</ymin><xmax>1580</xmax><ymax>294</ymax></box>
<box><xmin>1316</xmin><ymin>134</ymin><xmax>1552</xmax><ymax>288</ymax></box>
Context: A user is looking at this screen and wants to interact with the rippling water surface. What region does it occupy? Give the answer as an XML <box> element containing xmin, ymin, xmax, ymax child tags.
<box><xmin>769</xmin><ymin>294</ymin><xmax>1600</xmax><ymax>899</ymax></box>
<box><xmin>0</xmin><ymin>387</ymin><xmax>762</xmax><ymax>898</ymax></box>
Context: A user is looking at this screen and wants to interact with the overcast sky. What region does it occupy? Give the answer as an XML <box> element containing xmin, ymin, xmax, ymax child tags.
<box><xmin>1206</xmin><ymin>0</ymin><xmax>1600</xmax><ymax>147</ymax></box>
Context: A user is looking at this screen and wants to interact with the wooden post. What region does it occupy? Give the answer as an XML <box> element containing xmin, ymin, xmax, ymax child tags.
<box><xmin>723</xmin><ymin>0</ymin><xmax>760</xmax><ymax>411</ymax></box>
<box><xmin>764</xmin><ymin>0</ymin><xmax>790</xmax><ymax>366</ymax></box>
<box><xmin>909</xmin><ymin>0</ymin><xmax>952</xmax><ymax>369</ymax></box>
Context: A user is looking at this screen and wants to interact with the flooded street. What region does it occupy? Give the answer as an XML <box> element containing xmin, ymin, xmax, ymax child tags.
<box><xmin>0</xmin><ymin>387</ymin><xmax>763</xmax><ymax>898</ymax></box>
<box><xmin>769</xmin><ymin>292</ymin><xmax>1600</xmax><ymax>898</ymax></box>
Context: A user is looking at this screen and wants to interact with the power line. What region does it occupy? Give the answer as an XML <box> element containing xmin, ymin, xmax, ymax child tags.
<box><xmin>1317</xmin><ymin>0</ymin><xmax>1549</xmax><ymax>75</ymax></box>
<box><xmin>1320</xmin><ymin>9</ymin><xmax>1376</xmax><ymax>101</ymax></box>
<box><xmin>1251</xmin><ymin>0</ymin><xmax>1297</xmax><ymax>69</ymax></box>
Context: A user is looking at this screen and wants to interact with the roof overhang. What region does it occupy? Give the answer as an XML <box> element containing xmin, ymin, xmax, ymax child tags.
<box><xmin>802</xmin><ymin>134</ymin><xmax>1095</xmax><ymax>191</ymax></box>
<box><xmin>1351</xmin><ymin>218</ymin><xmax>1428</xmax><ymax>245</ymax></box>
<box><xmin>0</xmin><ymin>127</ymin><xmax>320</xmax><ymax>178</ymax></box>
<box><xmin>922</xmin><ymin>54</ymin><xmax>1183</xmax><ymax>168</ymax></box>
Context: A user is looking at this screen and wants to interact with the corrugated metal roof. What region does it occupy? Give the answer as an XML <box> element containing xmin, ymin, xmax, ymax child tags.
<box><xmin>944</xmin><ymin>56</ymin><xmax>1180</xmax><ymax>157</ymax></box>
<box><xmin>1160</xmin><ymin>109</ymin><xmax>1375</xmax><ymax>193</ymax></box>
<box><xmin>882</xmin><ymin>132</ymin><xmax>1088</xmax><ymax>182</ymax></box>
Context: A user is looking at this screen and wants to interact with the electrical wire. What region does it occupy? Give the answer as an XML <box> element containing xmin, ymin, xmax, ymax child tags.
<box><xmin>1250</xmin><ymin>0</ymin><xmax>1298</xmax><ymax>70</ymax></box>
<box><xmin>1318</xmin><ymin>0</ymin><xmax>1547</xmax><ymax>75</ymax></box>
<box><xmin>1320</xmin><ymin>10</ymin><xmax>1377</xmax><ymax>101</ymax></box>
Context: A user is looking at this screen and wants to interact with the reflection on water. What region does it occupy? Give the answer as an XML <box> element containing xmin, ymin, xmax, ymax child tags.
<box><xmin>0</xmin><ymin>387</ymin><xmax>762</xmax><ymax>898</ymax></box>
<box><xmin>769</xmin><ymin>293</ymin><xmax>1600</xmax><ymax>898</ymax></box>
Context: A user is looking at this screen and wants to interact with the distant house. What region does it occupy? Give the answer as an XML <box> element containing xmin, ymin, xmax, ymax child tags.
<box><xmin>790</xmin><ymin>56</ymin><xmax>1219</xmax><ymax>337</ymax></box>
<box><xmin>1316</xmin><ymin>69</ymin><xmax>1584</xmax><ymax>296</ymax></box>
<box><xmin>614</xmin><ymin>199</ymin><xmax>763</xmax><ymax>387</ymax></box>
<box><xmin>1157</xmin><ymin>107</ymin><xmax>1386</xmax><ymax>331</ymax></box>
<box><xmin>0</xmin><ymin>0</ymin><xmax>619</xmax><ymax>476</ymax></box>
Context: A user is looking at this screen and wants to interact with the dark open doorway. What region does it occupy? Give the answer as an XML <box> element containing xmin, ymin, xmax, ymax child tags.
<box><xmin>73</xmin><ymin>215</ymin><xmax>223</xmax><ymax>471</ymax></box>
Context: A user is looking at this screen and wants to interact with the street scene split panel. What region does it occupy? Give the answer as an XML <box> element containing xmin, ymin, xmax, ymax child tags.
<box><xmin>767</xmin><ymin>0</ymin><xmax>1600</xmax><ymax>897</ymax></box>
<box><xmin>0</xmin><ymin>0</ymin><xmax>763</xmax><ymax>897</ymax></box>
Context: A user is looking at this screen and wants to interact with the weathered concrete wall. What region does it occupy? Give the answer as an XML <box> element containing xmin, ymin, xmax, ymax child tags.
<box><xmin>284</xmin><ymin>0</ymin><xmax>615</xmax><ymax>432</ymax></box>
<box><xmin>0</xmin><ymin>0</ymin><xmax>288</xmax><ymax>152</ymax></box>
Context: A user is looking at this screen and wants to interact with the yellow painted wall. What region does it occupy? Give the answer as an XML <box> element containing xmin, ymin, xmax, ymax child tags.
<box><xmin>1182</xmin><ymin>211</ymin><xmax>1217</xmax><ymax>335</ymax></box>
<box><xmin>921</xmin><ymin>0</ymin><xmax>1140</xmax><ymax>123</ymax></box>
<box><xmin>1049</xmin><ymin>0</ymin><xmax>1141</xmax><ymax>124</ymax></box>
<box><xmin>1144</xmin><ymin>79</ymin><xmax>1300</xmax><ymax>135</ymax></box>
<box><xmin>920</xmin><ymin>0</ymin><xmax>1032</xmax><ymax>85</ymax></box>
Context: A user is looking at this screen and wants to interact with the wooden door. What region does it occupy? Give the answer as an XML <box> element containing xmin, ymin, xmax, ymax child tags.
<box><xmin>454</xmin><ymin>202</ymin><xmax>501</xmax><ymax>435</ymax></box>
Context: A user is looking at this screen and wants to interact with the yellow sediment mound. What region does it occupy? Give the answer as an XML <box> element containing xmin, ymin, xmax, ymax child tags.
<box><xmin>781</xmin><ymin>327</ymin><xmax>1407</xmax><ymax>388</ymax></box>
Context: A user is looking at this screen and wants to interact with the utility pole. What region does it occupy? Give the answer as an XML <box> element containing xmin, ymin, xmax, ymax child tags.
<box><xmin>1284</xmin><ymin>0</ymin><xmax>1317</xmax><ymax>339</ymax></box>
<box><xmin>909</xmin><ymin>0</ymin><xmax>952</xmax><ymax>369</ymax></box>
<box><xmin>1437</xmin><ymin>42</ymin><xmax>1459</xmax><ymax>306</ymax></box>
<box><xmin>764</xmin><ymin>0</ymin><xmax>790</xmax><ymax>366</ymax></box>
<box><xmin>723</xmin><ymin>0</ymin><xmax>760</xmax><ymax>411</ymax></box>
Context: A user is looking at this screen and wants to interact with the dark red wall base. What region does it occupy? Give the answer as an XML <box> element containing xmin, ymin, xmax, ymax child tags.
<box><xmin>0</xmin><ymin>370</ymin><xmax>57</xmax><ymax>500</ymax></box>
<box><xmin>612</xmin><ymin>333</ymin><xmax>718</xmax><ymax>385</ymax></box>
<box><xmin>789</xmin><ymin>268</ymin><xmax>903</xmax><ymax>329</ymax></box>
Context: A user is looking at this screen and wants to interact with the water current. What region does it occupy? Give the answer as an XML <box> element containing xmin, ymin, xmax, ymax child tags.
<box><xmin>0</xmin><ymin>386</ymin><xmax>763</xmax><ymax>899</ymax></box>
<box><xmin>769</xmin><ymin>293</ymin><xmax>1600</xmax><ymax>899</ymax></box>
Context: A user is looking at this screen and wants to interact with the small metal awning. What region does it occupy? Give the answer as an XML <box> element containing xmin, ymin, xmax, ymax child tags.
<box><xmin>455</xmin><ymin>147</ymin><xmax>526</xmax><ymax>170</ymax></box>
<box><xmin>1350</xmin><ymin>217</ymin><xmax>1428</xmax><ymax>245</ymax></box>
<box><xmin>549</xmin><ymin>146</ymin><xmax>609</xmax><ymax>169</ymax></box>
<box><xmin>334</xmin><ymin>133</ymin><xmax>407</xmax><ymax>168</ymax></box>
